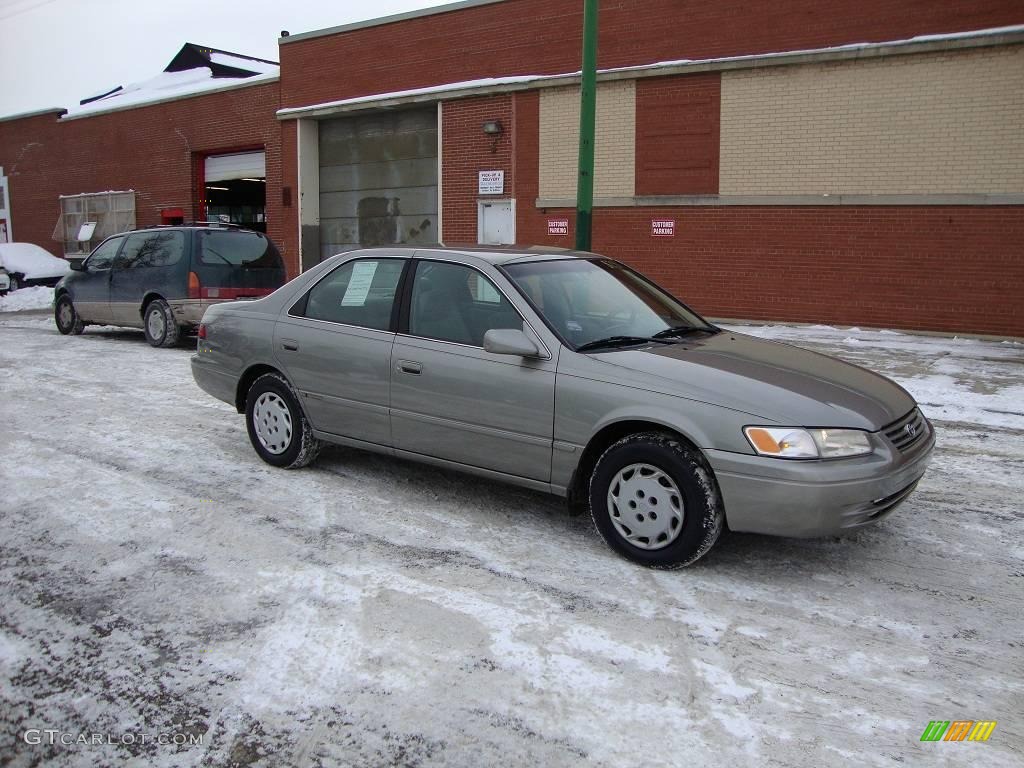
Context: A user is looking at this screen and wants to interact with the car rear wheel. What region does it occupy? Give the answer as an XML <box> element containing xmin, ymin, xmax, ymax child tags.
<box><xmin>143</xmin><ymin>298</ymin><xmax>180</xmax><ymax>348</ymax></box>
<box><xmin>589</xmin><ymin>432</ymin><xmax>724</xmax><ymax>568</ymax></box>
<box><xmin>245</xmin><ymin>372</ymin><xmax>322</xmax><ymax>469</ymax></box>
<box><xmin>54</xmin><ymin>295</ymin><xmax>85</xmax><ymax>335</ymax></box>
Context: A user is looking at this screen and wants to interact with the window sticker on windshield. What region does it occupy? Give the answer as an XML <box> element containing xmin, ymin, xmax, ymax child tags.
<box><xmin>341</xmin><ymin>261</ymin><xmax>378</xmax><ymax>306</ymax></box>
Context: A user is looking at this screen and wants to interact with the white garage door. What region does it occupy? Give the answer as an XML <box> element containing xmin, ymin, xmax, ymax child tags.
<box><xmin>205</xmin><ymin>151</ymin><xmax>266</xmax><ymax>182</ymax></box>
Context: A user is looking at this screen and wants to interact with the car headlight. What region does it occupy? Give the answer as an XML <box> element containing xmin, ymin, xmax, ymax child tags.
<box><xmin>744</xmin><ymin>427</ymin><xmax>871</xmax><ymax>459</ymax></box>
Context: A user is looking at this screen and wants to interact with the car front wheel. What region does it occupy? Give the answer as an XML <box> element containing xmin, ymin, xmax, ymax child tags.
<box><xmin>589</xmin><ymin>432</ymin><xmax>724</xmax><ymax>568</ymax></box>
<box><xmin>245</xmin><ymin>372</ymin><xmax>322</xmax><ymax>469</ymax></box>
<box><xmin>55</xmin><ymin>295</ymin><xmax>85</xmax><ymax>335</ymax></box>
<box><xmin>143</xmin><ymin>298</ymin><xmax>180</xmax><ymax>348</ymax></box>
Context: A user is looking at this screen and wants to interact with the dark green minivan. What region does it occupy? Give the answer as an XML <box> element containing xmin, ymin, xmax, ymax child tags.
<box><xmin>53</xmin><ymin>224</ymin><xmax>286</xmax><ymax>347</ymax></box>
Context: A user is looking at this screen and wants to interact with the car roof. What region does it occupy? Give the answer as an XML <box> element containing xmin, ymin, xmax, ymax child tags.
<box><xmin>349</xmin><ymin>244</ymin><xmax>598</xmax><ymax>266</ymax></box>
<box><xmin>127</xmin><ymin>224</ymin><xmax>266</xmax><ymax>233</ymax></box>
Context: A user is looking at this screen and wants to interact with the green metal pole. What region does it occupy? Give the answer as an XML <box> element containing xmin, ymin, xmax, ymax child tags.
<box><xmin>575</xmin><ymin>0</ymin><xmax>598</xmax><ymax>252</ymax></box>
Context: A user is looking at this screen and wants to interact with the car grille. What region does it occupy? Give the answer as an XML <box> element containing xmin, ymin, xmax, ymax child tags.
<box><xmin>883</xmin><ymin>408</ymin><xmax>929</xmax><ymax>454</ymax></box>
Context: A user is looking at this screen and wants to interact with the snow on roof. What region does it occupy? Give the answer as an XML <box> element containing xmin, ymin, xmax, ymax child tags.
<box><xmin>58</xmin><ymin>42</ymin><xmax>280</xmax><ymax>120</ymax></box>
<box><xmin>277</xmin><ymin>23</ymin><xmax>1024</xmax><ymax>118</ymax></box>
<box><xmin>63</xmin><ymin>67</ymin><xmax>278</xmax><ymax>119</ymax></box>
<box><xmin>209</xmin><ymin>51</ymin><xmax>279</xmax><ymax>76</ymax></box>
<box><xmin>278</xmin><ymin>75</ymin><xmax>545</xmax><ymax>116</ymax></box>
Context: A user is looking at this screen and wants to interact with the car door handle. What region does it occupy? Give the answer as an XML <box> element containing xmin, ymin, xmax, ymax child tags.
<box><xmin>281</xmin><ymin>339</ymin><xmax>299</xmax><ymax>351</ymax></box>
<box><xmin>397</xmin><ymin>360</ymin><xmax>423</xmax><ymax>375</ymax></box>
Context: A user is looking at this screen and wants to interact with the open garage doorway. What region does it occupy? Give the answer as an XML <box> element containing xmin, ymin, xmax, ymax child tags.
<box><xmin>202</xmin><ymin>151</ymin><xmax>266</xmax><ymax>232</ymax></box>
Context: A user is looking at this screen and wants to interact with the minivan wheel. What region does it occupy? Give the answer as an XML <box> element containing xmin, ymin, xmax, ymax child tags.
<box><xmin>55</xmin><ymin>295</ymin><xmax>85</xmax><ymax>335</ymax></box>
<box><xmin>143</xmin><ymin>298</ymin><xmax>180</xmax><ymax>348</ymax></box>
<box><xmin>589</xmin><ymin>432</ymin><xmax>724</xmax><ymax>568</ymax></box>
<box><xmin>245</xmin><ymin>372</ymin><xmax>322</xmax><ymax>469</ymax></box>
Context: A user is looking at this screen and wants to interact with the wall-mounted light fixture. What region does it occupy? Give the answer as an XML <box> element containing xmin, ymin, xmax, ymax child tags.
<box><xmin>482</xmin><ymin>120</ymin><xmax>504</xmax><ymax>153</ymax></box>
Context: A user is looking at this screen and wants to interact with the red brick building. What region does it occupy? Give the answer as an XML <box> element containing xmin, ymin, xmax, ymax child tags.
<box><xmin>2</xmin><ymin>0</ymin><xmax>1022</xmax><ymax>335</ymax></box>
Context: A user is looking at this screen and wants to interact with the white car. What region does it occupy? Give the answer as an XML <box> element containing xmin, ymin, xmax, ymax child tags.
<box><xmin>0</xmin><ymin>267</ymin><xmax>10</xmax><ymax>294</ymax></box>
<box><xmin>0</xmin><ymin>242</ymin><xmax>71</xmax><ymax>292</ymax></box>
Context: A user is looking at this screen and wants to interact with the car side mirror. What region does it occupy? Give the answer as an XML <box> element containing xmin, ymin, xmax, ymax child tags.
<box><xmin>483</xmin><ymin>328</ymin><xmax>540</xmax><ymax>357</ymax></box>
<box><xmin>68</xmin><ymin>258</ymin><xmax>85</xmax><ymax>271</ymax></box>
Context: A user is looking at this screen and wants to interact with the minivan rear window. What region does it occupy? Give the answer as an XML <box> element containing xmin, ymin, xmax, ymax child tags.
<box><xmin>197</xmin><ymin>231</ymin><xmax>283</xmax><ymax>269</ymax></box>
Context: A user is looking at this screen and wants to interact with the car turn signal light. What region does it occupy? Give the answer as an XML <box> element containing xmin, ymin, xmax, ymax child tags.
<box><xmin>744</xmin><ymin>426</ymin><xmax>872</xmax><ymax>459</ymax></box>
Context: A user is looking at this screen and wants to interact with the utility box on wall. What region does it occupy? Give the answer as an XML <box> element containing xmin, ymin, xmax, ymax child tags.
<box><xmin>0</xmin><ymin>166</ymin><xmax>10</xmax><ymax>243</ymax></box>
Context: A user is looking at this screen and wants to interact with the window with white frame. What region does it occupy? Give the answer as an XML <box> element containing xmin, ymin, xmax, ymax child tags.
<box><xmin>52</xmin><ymin>191</ymin><xmax>136</xmax><ymax>255</ymax></box>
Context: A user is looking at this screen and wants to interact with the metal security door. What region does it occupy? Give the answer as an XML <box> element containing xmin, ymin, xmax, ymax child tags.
<box><xmin>317</xmin><ymin>108</ymin><xmax>438</xmax><ymax>265</ymax></box>
<box><xmin>478</xmin><ymin>200</ymin><xmax>514</xmax><ymax>245</ymax></box>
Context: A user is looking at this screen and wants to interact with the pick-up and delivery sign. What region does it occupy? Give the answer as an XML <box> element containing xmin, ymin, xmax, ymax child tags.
<box><xmin>478</xmin><ymin>170</ymin><xmax>504</xmax><ymax>195</ymax></box>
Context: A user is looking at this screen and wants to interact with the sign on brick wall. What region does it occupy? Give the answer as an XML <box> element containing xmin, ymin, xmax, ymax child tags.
<box><xmin>547</xmin><ymin>218</ymin><xmax>569</xmax><ymax>236</ymax></box>
<box><xmin>478</xmin><ymin>170</ymin><xmax>504</xmax><ymax>195</ymax></box>
<box><xmin>651</xmin><ymin>219</ymin><xmax>675</xmax><ymax>237</ymax></box>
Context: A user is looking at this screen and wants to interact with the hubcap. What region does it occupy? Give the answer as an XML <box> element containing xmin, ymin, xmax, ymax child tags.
<box><xmin>606</xmin><ymin>463</ymin><xmax>684</xmax><ymax>550</ymax></box>
<box><xmin>58</xmin><ymin>301</ymin><xmax>73</xmax><ymax>328</ymax></box>
<box><xmin>252</xmin><ymin>392</ymin><xmax>293</xmax><ymax>454</ymax></box>
<box><xmin>147</xmin><ymin>306</ymin><xmax>165</xmax><ymax>340</ymax></box>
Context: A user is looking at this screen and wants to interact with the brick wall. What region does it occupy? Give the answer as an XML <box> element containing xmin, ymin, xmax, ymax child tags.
<box><xmin>440</xmin><ymin>96</ymin><xmax>514</xmax><ymax>244</ymax></box>
<box><xmin>539</xmin><ymin>81</ymin><xmax>635</xmax><ymax>199</ymax></box>
<box><xmin>635</xmin><ymin>74</ymin><xmax>721</xmax><ymax>196</ymax></box>
<box><xmin>279</xmin><ymin>0</ymin><xmax>1024</xmax><ymax>109</ymax></box>
<box><xmin>0</xmin><ymin>81</ymin><xmax>290</xmax><ymax>272</ymax></box>
<box><xmin>720</xmin><ymin>45</ymin><xmax>1024</xmax><ymax>195</ymax></box>
<box><xmin>514</xmin><ymin>81</ymin><xmax>1023</xmax><ymax>336</ymax></box>
<box><xmin>518</xmin><ymin>204</ymin><xmax>1024</xmax><ymax>337</ymax></box>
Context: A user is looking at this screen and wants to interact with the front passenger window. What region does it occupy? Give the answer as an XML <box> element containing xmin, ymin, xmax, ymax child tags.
<box><xmin>85</xmin><ymin>237</ymin><xmax>123</xmax><ymax>271</ymax></box>
<box><xmin>409</xmin><ymin>261</ymin><xmax>523</xmax><ymax>346</ymax></box>
<box><xmin>301</xmin><ymin>259</ymin><xmax>404</xmax><ymax>330</ymax></box>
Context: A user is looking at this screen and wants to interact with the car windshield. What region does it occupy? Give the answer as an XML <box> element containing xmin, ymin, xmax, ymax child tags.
<box><xmin>502</xmin><ymin>258</ymin><xmax>713</xmax><ymax>349</ymax></box>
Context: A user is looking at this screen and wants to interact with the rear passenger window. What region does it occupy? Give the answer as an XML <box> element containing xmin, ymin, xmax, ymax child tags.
<box><xmin>117</xmin><ymin>231</ymin><xmax>185</xmax><ymax>268</ymax></box>
<box><xmin>300</xmin><ymin>259</ymin><xmax>404</xmax><ymax>330</ymax></box>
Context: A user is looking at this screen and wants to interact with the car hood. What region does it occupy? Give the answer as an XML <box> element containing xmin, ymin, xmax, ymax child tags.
<box><xmin>572</xmin><ymin>331</ymin><xmax>915</xmax><ymax>430</ymax></box>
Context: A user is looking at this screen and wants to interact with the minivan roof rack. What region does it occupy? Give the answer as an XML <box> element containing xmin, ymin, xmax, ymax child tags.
<box><xmin>185</xmin><ymin>220</ymin><xmax>245</xmax><ymax>228</ymax></box>
<box><xmin>130</xmin><ymin>221</ymin><xmax>249</xmax><ymax>231</ymax></box>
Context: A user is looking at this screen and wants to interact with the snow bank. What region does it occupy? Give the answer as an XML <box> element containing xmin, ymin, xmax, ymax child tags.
<box><xmin>0</xmin><ymin>243</ymin><xmax>70</xmax><ymax>280</ymax></box>
<box><xmin>0</xmin><ymin>286</ymin><xmax>54</xmax><ymax>312</ymax></box>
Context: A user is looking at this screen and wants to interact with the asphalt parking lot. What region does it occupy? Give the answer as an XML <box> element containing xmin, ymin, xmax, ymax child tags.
<box><xmin>1</xmin><ymin>311</ymin><xmax>1022</xmax><ymax>767</ymax></box>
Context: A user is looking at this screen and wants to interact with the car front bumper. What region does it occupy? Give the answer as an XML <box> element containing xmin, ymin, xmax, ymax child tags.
<box><xmin>705</xmin><ymin>424</ymin><xmax>935</xmax><ymax>537</ymax></box>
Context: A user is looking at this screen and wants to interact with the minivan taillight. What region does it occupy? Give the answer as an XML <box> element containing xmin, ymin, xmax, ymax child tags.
<box><xmin>188</xmin><ymin>271</ymin><xmax>201</xmax><ymax>299</ymax></box>
<box><xmin>197</xmin><ymin>323</ymin><xmax>206</xmax><ymax>340</ymax></box>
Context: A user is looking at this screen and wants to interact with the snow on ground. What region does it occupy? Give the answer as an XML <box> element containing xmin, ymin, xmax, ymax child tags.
<box><xmin>1</xmin><ymin>315</ymin><xmax>1022</xmax><ymax>767</ymax></box>
<box><xmin>0</xmin><ymin>286</ymin><xmax>53</xmax><ymax>313</ymax></box>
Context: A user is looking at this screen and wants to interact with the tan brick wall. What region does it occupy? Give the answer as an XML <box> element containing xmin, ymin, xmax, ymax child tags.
<box><xmin>539</xmin><ymin>81</ymin><xmax>635</xmax><ymax>198</ymax></box>
<box><xmin>720</xmin><ymin>46</ymin><xmax>1024</xmax><ymax>195</ymax></box>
